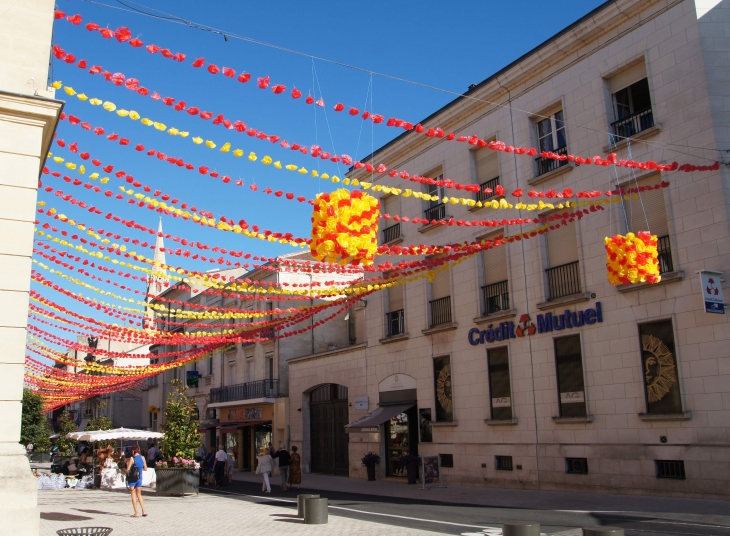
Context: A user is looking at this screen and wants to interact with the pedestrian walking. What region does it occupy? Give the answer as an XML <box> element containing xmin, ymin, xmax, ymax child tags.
<box><xmin>204</xmin><ymin>451</ymin><xmax>216</xmax><ymax>486</ymax></box>
<box><xmin>288</xmin><ymin>445</ymin><xmax>302</xmax><ymax>490</ymax></box>
<box><xmin>273</xmin><ymin>443</ymin><xmax>291</xmax><ymax>491</ymax></box>
<box><xmin>225</xmin><ymin>449</ymin><xmax>234</xmax><ymax>485</ymax></box>
<box><xmin>146</xmin><ymin>442</ymin><xmax>158</xmax><ymax>469</ymax></box>
<box><xmin>256</xmin><ymin>447</ymin><xmax>273</xmax><ymax>493</ymax></box>
<box><xmin>125</xmin><ymin>445</ymin><xmax>148</xmax><ymax>518</ymax></box>
<box><xmin>214</xmin><ymin>444</ymin><xmax>227</xmax><ymax>489</ymax></box>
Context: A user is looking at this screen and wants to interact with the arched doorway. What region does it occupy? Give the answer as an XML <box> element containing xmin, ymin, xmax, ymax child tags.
<box><xmin>309</xmin><ymin>384</ymin><xmax>349</xmax><ymax>475</ymax></box>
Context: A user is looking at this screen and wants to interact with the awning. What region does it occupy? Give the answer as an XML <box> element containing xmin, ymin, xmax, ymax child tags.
<box><xmin>219</xmin><ymin>419</ymin><xmax>271</xmax><ymax>434</ymax></box>
<box><xmin>344</xmin><ymin>404</ymin><xmax>413</xmax><ymax>433</ymax></box>
<box><xmin>197</xmin><ymin>423</ymin><xmax>219</xmax><ymax>432</ymax></box>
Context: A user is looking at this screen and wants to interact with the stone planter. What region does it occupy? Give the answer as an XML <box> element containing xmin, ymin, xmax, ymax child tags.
<box><xmin>155</xmin><ymin>467</ymin><xmax>199</xmax><ymax>496</ymax></box>
<box><xmin>364</xmin><ymin>462</ymin><xmax>377</xmax><ymax>481</ymax></box>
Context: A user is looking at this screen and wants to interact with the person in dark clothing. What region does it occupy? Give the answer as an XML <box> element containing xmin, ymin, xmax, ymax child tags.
<box><xmin>273</xmin><ymin>444</ymin><xmax>291</xmax><ymax>491</ymax></box>
<box><xmin>214</xmin><ymin>445</ymin><xmax>227</xmax><ymax>489</ymax></box>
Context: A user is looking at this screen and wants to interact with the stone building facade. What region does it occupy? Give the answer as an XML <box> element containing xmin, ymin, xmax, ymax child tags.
<box><xmin>287</xmin><ymin>0</ymin><xmax>730</xmax><ymax>499</ymax></box>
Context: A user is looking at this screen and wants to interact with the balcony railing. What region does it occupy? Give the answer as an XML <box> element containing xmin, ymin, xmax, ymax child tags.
<box><xmin>535</xmin><ymin>146</ymin><xmax>569</xmax><ymax>177</ymax></box>
<box><xmin>546</xmin><ymin>261</ymin><xmax>581</xmax><ymax>301</ymax></box>
<box><xmin>385</xmin><ymin>309</ymin><xmax>404</xmax><ymax>337</ymax></box>
<box><xmin>657</xmin><ymin>235</ymin><xmax>673</xmax><ymax>274</ymax></box>
<box><xmin>482</xmin><ymin>281</ymin><xmax>509</xmax><ymax>316</ymax></box>
<box><xmin>429</xmin><ymin>296</ymin><xmax>452</xmax><ymax>327</ymax></box>
<box><xmin>424</xmin><ymin>203</ymin><xmax>446</xmax><ymax>222</ymax></box>
<box><xmin>611</xmin><ymin>109</ymin><xmax>654</xmax><ymax>140</ymax></box>
<box><xmin>476</xmin><ymin>177</ymin><xmax>500</xmax><ymax>203</ymax></box>
<box><xmin>382</xmin><ymin>223</ymin><xmax>401</xmax><ymax>244</ymax></box>
<box><xmin>210</xmin><ymin>379</ymin><xmax>281</xmax><ymax>404</ymax></box>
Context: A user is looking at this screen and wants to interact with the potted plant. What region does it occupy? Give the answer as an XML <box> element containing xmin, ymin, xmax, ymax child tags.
<box><xmin>361</xmin><ymin>452</ymin><xmax>380</xmax><ymax>481</ymax></box>
<box><xmin>398</xmin><ymin>453</ymin><xmax>421</xmax><ymax>485</ymax></box>
<box><xmin>157</xmin><ymin>380</ymin><xmax>202</xmax><ymax>496</ymax></box>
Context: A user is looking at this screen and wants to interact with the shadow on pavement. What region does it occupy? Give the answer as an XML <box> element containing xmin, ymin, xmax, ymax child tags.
<box><xmin>41</xmin><ymin>512</ymin><xmax>93</xmax><ymax>522</ymax></box>
<box><xmin>74</xmin><ymin>508</ymin><xmax>135</xmax><ymax>517</ymax></box>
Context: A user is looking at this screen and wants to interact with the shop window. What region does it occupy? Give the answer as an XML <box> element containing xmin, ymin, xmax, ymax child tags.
<box><xmin>481</xmin><ymin>234</ymin><xmax>509</xmax><ymax>315</ymax></box>
<box><xmin>535</xmin><ymin>110</ymin><xmax>568</xmax><ymax>176</ymax></box>
<box><xmin>554</xmin><ymin>335</ymin><xmax>587</xmax><ymax>418</ymax></box>
<box><xmin>487</xmin><ymin>347</ymin><xmax>512</xmax><ymax>420</ymax></box>
<box><xmin>639</xmin><ymin>320</ymin><xmax>682</xmax><ymax>414</ymax></box>
<box><xmin>473</xmin><ymin>147</ymin><xmax>500</xmax><ymax>203</ymax></box>
<box><xmin>433</xmin><ymin>356</ymin><xmax>453</xmax><ymax>422</ymax></box>
<box><xmin>545</xmin><ymin>218</ymin><xmax>581</xmax><ymax>300</ymax></box>
<box><xmin>609</xmin><ymin>62</ymin><xmax>653</xmax><ymax>139</ymax></box>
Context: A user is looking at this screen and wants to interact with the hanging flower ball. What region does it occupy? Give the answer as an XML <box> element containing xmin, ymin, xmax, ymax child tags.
<box><xmin>310</xmin><ymin>188</ymin><xmax>380</xmax><ymax>266</ymax></box>
<box><xmin>605</xmin><ymin>231</ymin><xmax>661</xmax><ymax>286</ymax></box>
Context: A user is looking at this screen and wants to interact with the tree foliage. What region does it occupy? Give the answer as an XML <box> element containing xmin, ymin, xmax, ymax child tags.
<box><xmin>86</xmin><ymin>402</ymin><xmax>114</xmax><ymax>433</ymax></box>
<box><xmin>55</xmin><ymin>410</ymin><xmax>78</xmax><ymax>455</ymax></box>
<box><xmin>20</xmin><ymin>389</ymin><xmax>51</xmax><ymax>452</ymax></box>
<box><xmin>160</xmin><ymin>380</ymin><xmax>200</xmax><ymax>461</ymax></box>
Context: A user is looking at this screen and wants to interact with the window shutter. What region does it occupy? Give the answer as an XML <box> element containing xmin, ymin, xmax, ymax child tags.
<box><xmin>387</xmin><ymin>272</ymin><xmax>404</xmax><ymax>311</ymax></box>
<box><xmin>610</xmin><ymin>62</ymin><xmax>647</xmax><ymax>93</ymax></box>
<box><xmin>475</xmin><ymin>148</ymin><xmax>499</xmax><ymax>184</ymax></box>
<box><xmin>546</xmin><ymin>218</ymin><xmax>579</xmax><ymax>267</ymax></box>
<box><xmin>432</xmin><ymin>265</ymin><xmax>451</xmax><ymax>300</ymax></box>
<box><xmin>482</xmin><ymin>241</ymin><xmax>508</xmax><ymax>285</ymax></box>
<box><xmin>625</xmin><ymin>177</ymin><xmax>669</xmax><ymax>237</ymax></box>
<box><xmin>383</xmin><ymin>195</ymin><xmax>398</xmax><ymax>216</ymax></box>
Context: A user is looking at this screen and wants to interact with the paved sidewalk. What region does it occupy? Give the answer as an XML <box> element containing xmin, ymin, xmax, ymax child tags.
<box><xmin>38</xmin><ymin>488</ymin><xmax>445</xmax><ymax>536</ymax></box>
<box><xmin>232</xmin><ymin>470</ymin><xmax>730</xmax><ymax>517</ymax></box>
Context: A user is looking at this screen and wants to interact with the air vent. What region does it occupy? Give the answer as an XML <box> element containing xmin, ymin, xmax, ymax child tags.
<box><xmin>495</xmin><ymin>455</ymin><xmax>513</xmax><ymax>471</ymax></box>
<box><xmin>656</xmin><ymin>460</ymin><xmax>685</xmax><ymax>480</ymax></box>
<box><xmin>439</xmin><ymin>454</ymin><xmax>454</xmax><ymax>468</ymax></box>
<box><xmin>566</xmin><ymin>457</ymin><xmax>588</xmax><ymax>474</ymax></box>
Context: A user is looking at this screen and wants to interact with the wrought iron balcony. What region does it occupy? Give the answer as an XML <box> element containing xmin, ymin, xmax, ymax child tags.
<box><xmin>611</xmin><ymin>109</ymin><xmax>654</xmax><ymax>140</ymax></box>
<box><xmin>546</xmin><ymin>261</ymin><xmax>581</xmax><ymax>301</ymax></box>
<box><xmin>657</xmin><ymin>235</ymin><xmax>673</xmax><ymax>274</ymax></box>
<box><xmin>429</xmin><ymin>296</ymin><xmax>452</xmax><ymax>327</ymax></box>
<box><xmin>476</xmin><ymin>177</ymin><xmax>500</xmax><ymax>203</ymax></box>
<box><xmin>382</xmin><ymin>223</ymin><xmax>401</xmax><ymax>244</ymax></box>
<box><xmin>535</xmin><ymin>146</ymin><xmax>569</xmax><ymax>177</ymax></box>
<box><xmin>424</xmin><ymin>203</ymin><xmax>446</xmax><ymax>222</ymax></box>
<box><xmin>385</xmin><ymin>309</ymin><xmax>404</xmax><ymax>337</ymax></box>
<box><xmin>210</xmin><ymin>379</ymin><xmax>281</xmax><ymax>404</ymax></box>
<box><xmin>481</xmin><ymin>281</ymin><xmax>509</xmax><ymax>316</ymax></box>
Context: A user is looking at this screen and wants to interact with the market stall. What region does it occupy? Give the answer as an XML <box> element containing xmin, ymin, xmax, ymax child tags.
<box><xmin>66</xmin><ymin>428</ymin><xmax>163</xmax><ymax>489</ymax></box>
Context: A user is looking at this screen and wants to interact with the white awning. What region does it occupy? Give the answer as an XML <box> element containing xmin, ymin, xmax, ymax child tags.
<box><xmin>67</xmin><ymin>427</ymin><xmax>164</xmax><ymax>442</ymax></box>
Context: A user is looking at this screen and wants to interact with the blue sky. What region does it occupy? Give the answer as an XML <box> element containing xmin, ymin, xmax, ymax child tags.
<box><xmin>38</xmin><ymin>0</ymin><xmax>607</xmax><ymax>348</ymax></box>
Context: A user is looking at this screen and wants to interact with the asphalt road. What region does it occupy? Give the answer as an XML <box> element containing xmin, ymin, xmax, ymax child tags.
<box><xmin>201</xmin><ymin>480</ymin><xmax>730</xmax><ymax>535</ymax></box>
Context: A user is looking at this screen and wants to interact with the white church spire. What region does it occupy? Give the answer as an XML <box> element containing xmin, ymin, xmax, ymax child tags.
<box><xmin>147</xmin><ymin>217</ymin><xmax>168</xmax><ymax>298</ymax></box>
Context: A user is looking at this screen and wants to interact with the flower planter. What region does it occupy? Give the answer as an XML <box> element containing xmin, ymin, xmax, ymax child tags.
<box><xmin>364</xmin><ymin>462</ymin><xmax>376</xmax><ymax>481</ymax></box>
<box><xmin>406</xmin><ymin>462</ymin><xmax>419</xmax><ymax>485</ymax></box>
<box><xmin>155</xmin><ymin>467</ymin><xmax>199</xmax><ymax>496</ymax></box>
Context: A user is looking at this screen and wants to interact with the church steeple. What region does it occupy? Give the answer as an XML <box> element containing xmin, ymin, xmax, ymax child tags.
<box><xmin>146</xmin><ymin>217</ymin><xmax>168</xmax><ymax>298</ymax></box>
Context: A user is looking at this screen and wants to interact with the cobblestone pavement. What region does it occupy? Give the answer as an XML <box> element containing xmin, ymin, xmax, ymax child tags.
<box><xmin>38</xmin><ymin>488</ymin><xmax>445</xmax><ymax>536</ymax></box>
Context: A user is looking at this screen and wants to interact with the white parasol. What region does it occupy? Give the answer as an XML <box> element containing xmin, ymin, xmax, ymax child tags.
<box><xmin>67</xmin><ymin>427</ymin><xmax>163</xmax><ymax>442</ymax></box>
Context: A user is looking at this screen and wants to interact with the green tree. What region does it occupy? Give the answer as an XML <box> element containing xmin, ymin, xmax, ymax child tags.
<box><xmin>55</xmin><ymin>410</ymin><xmax>78</xmax><ymax>455</ymax></box>
<box><xmin>20</xmin><ymin>389</ymin><xmax>51</xmax><ymax>452</ymax></box>
<box><xmin>86</xmin><ymin>402</ymin><xmax>114</xmax><ymax>432</ymax></box>
<box><xmin>160</xmin><ymin>380</ymin><xmax>200</xmax><ymax>461</ymax></box>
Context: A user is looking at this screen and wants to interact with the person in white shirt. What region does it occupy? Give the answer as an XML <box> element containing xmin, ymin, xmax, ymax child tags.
<box><xmin>147</xmin><ymin>443</ymin><xmax>158</xmax><ymax>469</ymax></box>
<box><xmin>256</xmin><ymin>447</ymin><xmax>273</xmax><ymax>493</ymax></box>
<box><xmin>225</xmin><ymin>450</ymin><xmax>234</xmax><ymax>485</ymax></box>
<box><xmin>214</xmin><ymin>445</ymin><xmax>227</xmax><ymax>489</ymax></box>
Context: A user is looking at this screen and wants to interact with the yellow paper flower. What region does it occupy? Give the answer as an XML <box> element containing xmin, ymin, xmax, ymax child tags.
<box><xmin>233</xmin><ymin>149</ymin><xmax>244</xmax><ymax>157</ymax></box>
<box><xmin>52</xmin><ymin>81</ymin><xmax>62</xmax><ymax>89</ymax></box>
<box><xmin>89</xmin><ymin>98</ymin><xmax>102</xmax><ymax>106</ymax></box>
<box><xmin>129</xmin><ymin>111</ymin><xmax>140</xmax><ymax>120</ymax></box>
<box><xmin>153</xmin><ymin>122</ymin><xmax>167</xmax><ymax>131</ymax></box>
<box><xmin>116</xmin><ymin>109</ymin><xmax>130</xmax><ymax>117</ymax></box>
<box><xmin>220</xmin><ymin>142</ymin><xmax>231</xmax><ymax>153</ymax></box>
<box><xmin>103</xmin><ymin>101</ymin><xmax>116</xmax><ymax>112</ymax></box>
<box><xmin>205</xmin><ymin>140</ymin><xmax>216</xmax><ymax>148</ymax></box>
<box><xmin>192</xmin><ymin>137</ymin><xmax>203</xmax><ymax>145</ymax></box>
<box><xmin>76</xmin><ymin>93</ymin><xmax>88</xmax><ymax>101</ymax></box>
<box><xmin>64</xmin><ymin>87</ymin><xmax>77</xmax><ymax>96</ymax></box>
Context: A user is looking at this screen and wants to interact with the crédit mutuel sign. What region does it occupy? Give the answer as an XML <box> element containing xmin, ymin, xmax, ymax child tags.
<box><xmin>468</xmin><ymin>302</ymin><xmax>603</xmax><ymax>345</ymax></box>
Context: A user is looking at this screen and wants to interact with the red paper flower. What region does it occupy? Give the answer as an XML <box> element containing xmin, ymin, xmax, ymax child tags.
<box><xmin>146</xmin><ymin>44</ymin><xmax>160</xmax><ymax>54</ymax></box>
<box><xmin>76</xmin><ymin>59</ymin><xmax>88</xmax><ymax>69</ymax></box>
<box><xmin>222</xmin><ymin>67</ymin><xmax>235</xmax><ymax>78</ymax></box>
<box><xmin>238</xmin><ymin>72</ymin><xmax>251</xmax><ymax>83</ymax></box>
<box><xmin>137</xmin><ymin>87</ymin><xmax>149</xmax><ymax>96</ymax></box>
<box><xmin>54</xmin><ymin>10</ymin><xmax>66</xmax><ymax>19</ymax></box>
<box><xmin>305</xmin><ymin>95</ymin><xmax>314</xmax><ymax>104</ymax></box>
<box><xmin>207</xmin><ymin>64</ymin><xmax>220</xmax><ymax>75</ymax></box>
<box><xmin>161</xmin><ymin>49</ymin><xmax>174</xmax><ymax>59</ymax></box>
<box><xmin>291</xmin><ymin>87</ymin><xmax>302</xmax><ymax>99</ymax></box>
<box><xmin>124</xmin><ymin>78</ymin><xmax>139</xmax><ymax>90</ymax></box>
<box><xmin>111</xmin><ymin>73</ymin><xmax>126</xmax><ymax>86</ymax></box>
<box><xmin>334</xmin><ymin>103</ymin><xmax>345</xmax><ymax>112</ymax></box>
<box><xmin>129</xmin><ymin>38</ymin><xmax>144</xmax><ymax>48</ymax></box>
<box><xmin>192</xmin><ymin>58</ymin><xmax>205</xmax><ymax>68</ymax></box>
<box><xmin>257</xmin><ymin>76</ymin><xmax>270</xmax><ymax>89</ymax></box>
<box><xmin>115</xmin><ymin>26</ymin><xmax>131</xmax><ymax>42</ymax></box>
<box><xmin>162</xmin><ymin>97</ymin><xmax>175</xmax><ymax>106</ymax></box>
<box><xmin>64</xmin><ymin>54</ymin><xmax>76</xmax><ymax>64</ymax></box>
<box><xmin>67</xmin><ymin>14</ymin><xmax>82</xmax><ymax>25</ymax></box>
<box><xmin>316</xmin><ymin>98</ymin><xmax>325</xmax><ymax>107</ymax></box>
<box><xmin>272</xmin><ymin>84</ymin><xmax>286</xmax><ymax>94</ymax></box>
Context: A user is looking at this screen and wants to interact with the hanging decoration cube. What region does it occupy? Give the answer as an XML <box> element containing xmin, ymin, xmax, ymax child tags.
<box><xmin>605</xmin><ymin>231</ymin><xmax>661</xmax><ymax>286</ymax></box>
<box><xmin>310</xmin><ymin>189</ymin><xmax>380</xmax><ymax>266</ymax></box>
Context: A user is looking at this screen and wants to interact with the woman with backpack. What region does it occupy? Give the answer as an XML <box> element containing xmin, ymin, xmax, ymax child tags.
<box><xmin>125</xmin><ymin>445</ymin><xmax>148</xmax><ymax>517</ymax></box>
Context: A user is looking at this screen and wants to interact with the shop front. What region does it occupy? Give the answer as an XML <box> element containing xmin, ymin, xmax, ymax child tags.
<box><xmin>345</xmin><ymin>374</ymin><xmax>419</xmax><ymax>478</ymax></box>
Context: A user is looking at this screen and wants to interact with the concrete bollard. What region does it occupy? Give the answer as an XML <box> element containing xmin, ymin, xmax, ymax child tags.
<box><xmin>582</xmin><ymin>527</ymin><xmax>625</xmax><ymax>536</ymax></box>
<box><xmin>297</xmin><ymin>494</ymin><xmax>320</xmax><ymax>518</ymax></box>
<box><xmin>304</xmin><ymin>497</ymin><xmax>328</xmax><ymax>525</ymax></box>
<box><xmin>502</xmin><ymin>521</ymin><xmax>541</xmax><ymax>536</ymax></box>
